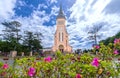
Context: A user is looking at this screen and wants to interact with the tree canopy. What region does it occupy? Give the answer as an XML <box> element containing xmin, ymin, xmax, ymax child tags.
<box><xmin>100</xmin><ymin>32</ymin><xmax>120</xmax><ymax>45</ymax></box>
<box><xmin>0</xmin><ymin>21</ymin><xmax>43</xmax><ymax>55</ymax></box>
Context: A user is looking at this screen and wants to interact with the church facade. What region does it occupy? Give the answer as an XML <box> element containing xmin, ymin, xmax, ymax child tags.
<box><xmin>52</xmin><ymin>6</ymin><xmax>72</xmax><ymax>52</ymax></box>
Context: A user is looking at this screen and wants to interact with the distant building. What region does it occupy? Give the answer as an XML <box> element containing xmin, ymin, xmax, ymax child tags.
<box><xmin>42</xmin><ymin>47</ymin><xmax>52</xmax><ymax>52</ymax></box>
<box><xmin>52</xmin><ymin>5</ymin><xmax>72</xmax><ymax>52</ymax></box>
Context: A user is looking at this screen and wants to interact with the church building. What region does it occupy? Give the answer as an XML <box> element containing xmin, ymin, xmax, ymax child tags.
<box><xmin>52</xmin><ymin>6</ymin><xmax>72</xmax><ymax>52</ymax></box>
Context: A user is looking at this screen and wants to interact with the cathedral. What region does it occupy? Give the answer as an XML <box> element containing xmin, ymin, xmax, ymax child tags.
<box><xmin>52</xmin><ymin>6</ymin><xmax>72</xmax><ymax>52</ymax></box>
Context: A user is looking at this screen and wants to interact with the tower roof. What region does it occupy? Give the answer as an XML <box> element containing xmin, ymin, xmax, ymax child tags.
<box><xmin>57</xmin><ymin>5</ymin><xmax>66</xmax><ymax>19</ymax></box>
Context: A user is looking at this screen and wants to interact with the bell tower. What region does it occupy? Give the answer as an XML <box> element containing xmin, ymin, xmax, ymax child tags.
<box><xmin>52</xmin><ymin>5</ymin><xmax>72</xmax><ymax>52</ymax></box>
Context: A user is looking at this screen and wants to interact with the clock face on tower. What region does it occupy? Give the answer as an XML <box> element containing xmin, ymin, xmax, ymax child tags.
<box><xmin>58</xmin><ymin>21</ymin><xmax>64</xmax><ymax>25</ymax></box>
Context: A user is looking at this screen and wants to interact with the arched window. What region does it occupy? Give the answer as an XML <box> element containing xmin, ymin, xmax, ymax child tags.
<box><xmin>66</xmin><ymin>40</ymin><xmax>67</xmax><ymax>47</ymax></box>
<box><xmin>59</xmin><ymin>32</ymin><xmax>63</xmax><ymax>42</ymax></box>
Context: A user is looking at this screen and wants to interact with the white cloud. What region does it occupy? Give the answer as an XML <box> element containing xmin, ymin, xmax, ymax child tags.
<box><xmin>0</xmin><ymin>0</ymin><xmax>16</xmax><ymax>19</ymax></box>
<box><xmin>0</xmin><ymin>0</ymin><xmax>57</xmax><ymax>48</ymax></box>
<box><xmin>46</xmin><ymin>0</ymin><xmax>57</xmax><ymax>6</ymax></box>
<box><xmin>68</xmin><ymin>0</ymin><xmax>120</xmax><ymax>49</ymax></box>
<box><xmin>37</xmin><ymin>4</ymin><xmax>48</xmax><ymax>10</ymax></box>
<box><xmin>31</xmin><ymin>10</ymin><xmax>50</xmax><ymax>25</ymax></box>
<box><xmin>18</xmin><ymin>0</ymin><xmax>26</xmax><ymax>6</ymax></box>
<box><xmin>0</xmin><ymin>0</ymin><xmax>16</xmax><ymax>38</ymax></box>
<box><xmin>50</xmin><ymin>5</ymin><xmax>59</xmax><ymax>16</ymax></box>
<box><xmin>50</xmin><ymin>0</ymin><xmax>57</xmax><ymax>4</ymax></box>
<box><xmin>12</xmin><ymin>10</ymin><xmax>55</xmax><ymax>48</ymax></box>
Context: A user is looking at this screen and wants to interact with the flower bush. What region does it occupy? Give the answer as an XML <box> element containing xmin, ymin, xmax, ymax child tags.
<box><xmin>0</xmin><ymin>39</ymin><xmax>120</xmax><ymax>78</ymax></box>
<box><xmin>114</xmin><ymin>38</ymin><xmax>120</xmax><ymax>54</ymax></box>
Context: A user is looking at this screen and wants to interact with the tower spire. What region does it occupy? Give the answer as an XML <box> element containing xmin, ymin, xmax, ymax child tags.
<box><xmin>57</xmin><ymin>3</ymin><xmax>66</xmax><ymax>19</ymax></box>
<box><xmin>59</xmin><ymin>3</ymin><xmax>63</xmax><ymax>14</ymax></box>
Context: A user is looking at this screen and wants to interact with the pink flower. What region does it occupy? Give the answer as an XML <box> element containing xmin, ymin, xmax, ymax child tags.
<box><xmin>91</xmin><ymin>58</ymin><xmax>99</xmax><ymax>67</ymax></box>
<box><xmin>28</xmin><ymin>67</ymin><xmax>36</xmax><ymax>77</ymax></box>
<box><xmin>95</xmin><ymin>45</ymin><xmax>100</xmax><ymax>49</ymax></box>
<box><xmin>44</xmin><ymin>56</ymin><xmax>52</xmax><ymax>62</ymax></box>
<box><xmin>76</xmin><ymin>74</ymin><xmax>81</xmax><ymax>78</ymax></box>
<box><xmin>114</xmin><ymin>39</ymin><xmax>120</xmax><ymax>44</ymax></box>
<box><xmin>2</xmin><ymin>64</ymin><xmax>9</xmax><ymax>69</ymax></box>
<box><xmin>114</xmin><ymin>50</ymin><xmax>119</xmax><ymax>54</ymax></box>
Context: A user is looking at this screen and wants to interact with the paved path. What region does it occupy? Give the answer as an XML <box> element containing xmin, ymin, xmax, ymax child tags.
<box><xmin>0</xmin><ymin>57</ymin><xmax>14</xmax><ymax>65</ymax></box>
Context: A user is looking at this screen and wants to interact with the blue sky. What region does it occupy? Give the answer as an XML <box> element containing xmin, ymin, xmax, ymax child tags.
<box><xmin>0</xmin><ymin>0</ymin><xmax>120</xmax><ymax>50</ymax></box>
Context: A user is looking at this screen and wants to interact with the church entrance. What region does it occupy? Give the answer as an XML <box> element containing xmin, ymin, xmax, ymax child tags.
<box><xmin>59</xmin><ymin>45</ymin><xmax>64</xmax><ymax>52</ymax></box>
